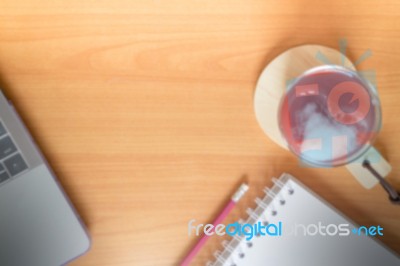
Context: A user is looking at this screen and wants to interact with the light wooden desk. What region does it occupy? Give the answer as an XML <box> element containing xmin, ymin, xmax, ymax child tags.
<box><xmin>0</xmin><ymin>1</ymin><xmax>399</xmax><ymax>265</ymax></box>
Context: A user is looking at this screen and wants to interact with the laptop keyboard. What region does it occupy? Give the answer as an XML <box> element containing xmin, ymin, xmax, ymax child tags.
<box><xmin>0</xmin><ymin>121</ymin><xmax>29</xmax><ymax>184</ymax></box>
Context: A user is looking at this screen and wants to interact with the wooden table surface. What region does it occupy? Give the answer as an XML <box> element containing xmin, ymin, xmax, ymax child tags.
<box><xmin>0</xmin><ymin>1</ymin><xmax>400</xmax><ymax>265</ymax></box>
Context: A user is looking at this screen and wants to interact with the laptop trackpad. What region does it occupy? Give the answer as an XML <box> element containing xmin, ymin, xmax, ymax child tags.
<box><xmin>0</xmin><ymin>164</ymin><xmax>90</xmax><ymax>266</ymax></box>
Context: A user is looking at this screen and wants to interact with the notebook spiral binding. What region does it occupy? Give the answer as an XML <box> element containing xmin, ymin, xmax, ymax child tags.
<box><xmin>207</xmin><ymin>173</ymin><xmax>293</xmax><ymax>266</ymax></box>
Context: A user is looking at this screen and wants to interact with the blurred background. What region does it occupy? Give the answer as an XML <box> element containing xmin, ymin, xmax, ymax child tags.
<box><xmin>0</xmin><ymin>1</ymin><xmax>399</xmax><ymax>265</ymax></box>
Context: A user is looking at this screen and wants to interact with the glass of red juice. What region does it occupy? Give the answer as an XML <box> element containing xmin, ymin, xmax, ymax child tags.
<box><xmin>279</xmin><ymin>65</ymin><xmax>381</xmax><ymax>167</ymax></box>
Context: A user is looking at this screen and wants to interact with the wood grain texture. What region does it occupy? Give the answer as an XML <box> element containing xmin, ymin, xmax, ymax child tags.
<box><xmin>0</xmin><ymin>1</ymin><xmax>399</xmax><ymax>265</ymax></box>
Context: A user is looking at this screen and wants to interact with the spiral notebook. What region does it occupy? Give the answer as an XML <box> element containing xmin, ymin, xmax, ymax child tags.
<box><xmin>208</xmin><ymin>173</ymin><xmax>400</xmax><ymax>266</ymax></box>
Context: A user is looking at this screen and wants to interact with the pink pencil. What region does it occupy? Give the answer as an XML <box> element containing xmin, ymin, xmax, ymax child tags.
<box><xmin>181</xmin><ymin>183</ymin><xmax>249</xmax><ymax>266</ymax></box>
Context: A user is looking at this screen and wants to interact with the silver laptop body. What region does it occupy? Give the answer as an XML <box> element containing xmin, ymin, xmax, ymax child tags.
<box><xmin>0</xmin><ymin>90</ymin><xmax>90</xmax><ymax>265</ymax></box>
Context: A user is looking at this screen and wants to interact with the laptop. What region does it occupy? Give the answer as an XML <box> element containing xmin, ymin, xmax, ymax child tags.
<box><xmin>0</xmin><ymin>90</ymin><xmax>91</xmax><ymax>265</ymax></box>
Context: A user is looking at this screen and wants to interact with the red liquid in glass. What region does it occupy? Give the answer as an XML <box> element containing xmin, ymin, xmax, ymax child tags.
<box><xmin>279</xmin><ymin>67</ymin><xmax>379</xmax><ymax>166</ymax></box>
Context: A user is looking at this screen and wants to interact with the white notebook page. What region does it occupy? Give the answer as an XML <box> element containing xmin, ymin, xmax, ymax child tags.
<box><xmin>217</xmin><ymin>174</ymin><xmax>400</xmax><ymax>266</ymax></box>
